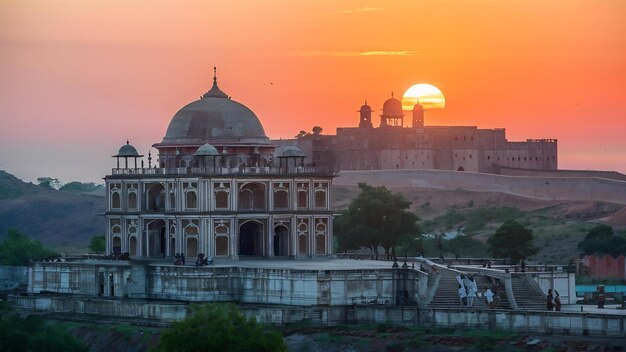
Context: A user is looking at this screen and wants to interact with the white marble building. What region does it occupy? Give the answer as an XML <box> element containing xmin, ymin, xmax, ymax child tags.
<box><xmin>105</xmin><ymin>69</ymin><xmax>334</xmax><ymax>260</ymax></box>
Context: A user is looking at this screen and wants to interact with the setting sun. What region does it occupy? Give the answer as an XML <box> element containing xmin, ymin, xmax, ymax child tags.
<box><xmin>401</xmin><ymin>84</ymin><xmax>446</xmax><ymax>111</ymax></box>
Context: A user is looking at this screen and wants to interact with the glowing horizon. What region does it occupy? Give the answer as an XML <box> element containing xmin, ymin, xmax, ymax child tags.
<box><xmin>1</xmin><ymin>0</ymin><xmax>625</xmax><ymax>183</ymax></box>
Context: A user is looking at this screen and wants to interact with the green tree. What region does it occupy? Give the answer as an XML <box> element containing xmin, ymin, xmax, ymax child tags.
<box><xmin>152</xmin><ymin>303</ymin><xmax>287</xmax><ymax>352</ymax></box>
<box><xmin>294</xmin><ymin>130</ymin><xmax>309</xmax><ymax>139</ymax></box>
<box><xmin>88</xmin><ymin>235</ymin><xmax>106</xmax><ymax>254</ymax></box>
<box><xmin>334</xmin><ymin>183</ymin><xmax>420</xmax><ymax>258</ymax></box>
<box><xmin>445</xmin><ymin>235</ymin><xmax>488</xmax><ymax>258</ymax></box>
<box><xmin>36</xmin><ymin>177</ymin><xmax>62</xmax><ymax>190</ymax></box>
<box><xmin>577</xmin><ymin>224</ymin><xmax>626</xmax><ymax>256</ymax></box>
<box><xmin>0</xmin><ymin>229</ymin><xmax>59</xmax><ymax>266</ymax></box>
<box><xmin>487</xmin><ymin>220</ymin><xmax>537</xmax><ymax>262</ymax></box>
<box><xmin>0</xmin><ymin>302</ymin><xmax>87</xmax><ymax>352</ymax></box>
<box><xmin>312</xmin><ymin>126</ymin><xmax>323</xmax><ymax>135</ymax></box>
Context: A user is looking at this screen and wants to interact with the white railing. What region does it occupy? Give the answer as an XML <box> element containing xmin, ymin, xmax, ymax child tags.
<box><xmin>111</xmin><ymin>166</ymin><xmax>331</xmax><ymax>176</ymax></box>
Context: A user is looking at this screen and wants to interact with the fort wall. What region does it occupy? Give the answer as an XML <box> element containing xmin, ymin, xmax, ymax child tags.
<box><xmin>498</xmin><ymin>167</ymin><xmax>626</xmax><ymax>182</ymax></box>
<box><xmin>335</xmin><ymin>169</ymin><xmax>626</xmax><ymax>205</ymax></box>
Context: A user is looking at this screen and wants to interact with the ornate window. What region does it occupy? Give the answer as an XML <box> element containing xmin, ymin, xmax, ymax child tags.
<box><xmin>238</xmin><ymin>182</ymin><xmax>266</xmax><ymax>211</ymax></box>
<box><xmin>146</xmin><ymin>183</ymin><xmax>165</xmax><ymax>212</ymax></box>
<box><xmin>126</xmin><ymin>183</ymin><xmax>138</xmax><ymax>210</ymax></box>
<box><xmin>183</xmin><ymin>220</ymin><xmax>199</xmax><ymax>257</ymax></box>
<box><xmin>168</xmin><ymin>182</ymin><xmax>176</xmax><ymax>210</ymax></box>
<box><xmin>184</xmin><ymin>182</ymin><xmax>198</xmax><ymax>210</ymax></box>
<box><xmin>214</xmin><ymin>182</ymin><xmax>230</xmax><ymax>209</ymax></box>
<box><xmin>297</xmin><ymin>220</ymin><xmax>308</xmax><ymax>255</ymax></box>
<box><xmin>273</xmin><ymin>182</ymin><xmax>289</xmax><ymax>210</ymax></box>
<box><xmin>315</xmin><ymin>219</ymin><xmax>327</xmax><ymax>255</ymax></box>
<box><xmin>297</xmin><ymin>182</ymin><xmax>309</xmax><ymax>209</ymax></box>
<box><xmin>314</xmin><ymin>183</ymin><xmax>328</xmax><ymax>209</ymax></box>
<box><xmin>129</xmin><ymin>236</ymin><xmax>137</xmax><ymax>256</ymax></box>
<box><xmin>110</xmin><ymin>183</ymin><xmax>121</xmax><ymax>209</ymax></box>
<box><xmin>215</xmin><ymin>221</ymin><xmax>230</xmax><ymax>257</ymax></box>
<box><xmin>111</xmin><ymin>192</ymin><xmax>121</xmax><ymax>209</ymax></box>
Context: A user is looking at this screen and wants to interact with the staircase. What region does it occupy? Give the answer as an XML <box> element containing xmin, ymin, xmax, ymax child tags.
<box><xmin>428</xmin><ymin>268</ymin><xmax>510</xmax><ymax>309</ymax></box>
<box><xmin>510</xmin><ymin>275</ymin><xmax>546</xmax><ymax>310</ymax></box>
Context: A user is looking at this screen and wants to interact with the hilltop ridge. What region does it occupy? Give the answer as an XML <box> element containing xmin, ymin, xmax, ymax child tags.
<box><xmin>0</xmin><ymin>170</ymin><xmax>105</xmax><ymax>247</ymax></box>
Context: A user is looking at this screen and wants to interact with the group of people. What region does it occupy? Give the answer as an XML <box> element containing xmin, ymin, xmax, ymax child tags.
<box><xmin>546</xmin><ymin>288</ymin><xmax>562</xmax><ymax>311</ymax></box>
<box><xmin>456</xmin><ymin>273</ymin><xmax>478</xmax><ymax>307</ymax></box>
<box><xmin>456</xmin><ymin>273</ymin><xmax>501</xmax><ymax>308</ymax></box>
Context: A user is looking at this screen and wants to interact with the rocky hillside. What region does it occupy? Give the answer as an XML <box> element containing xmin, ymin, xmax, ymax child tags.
<box><xmin>0</xmin><ymin>170</ymin><xmax>105</xmax><ymax>247</ymax></box>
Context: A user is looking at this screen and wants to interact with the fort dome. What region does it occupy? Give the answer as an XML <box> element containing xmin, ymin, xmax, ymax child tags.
<box><xmin>382</xmin><ymin>95</ymin><xmax>403</xmax><ymax>117</ymax></box>
<box><xmin>161</xmin><ymin>69</ymin><xmax>269</xmax><ymax>145</ymax></box>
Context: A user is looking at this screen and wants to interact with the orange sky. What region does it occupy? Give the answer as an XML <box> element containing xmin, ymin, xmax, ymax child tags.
<box><xmin>0</xmin><ymin>0</ymin><xmax>625</xmax><ymax>182</ymax></box>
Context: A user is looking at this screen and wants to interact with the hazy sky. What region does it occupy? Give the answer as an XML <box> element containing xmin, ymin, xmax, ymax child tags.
<box><xmin>1</xmin><ymin>0</ymin><xmax>625</xmax><ymax>183</ymax></box>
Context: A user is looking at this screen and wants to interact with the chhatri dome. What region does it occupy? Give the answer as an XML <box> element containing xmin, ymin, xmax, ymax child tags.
<box><xmin>382</xmin><ymin>92</ymin><xmax>404</xmax><ymax>118</ymax></box>
<box><xmin>161</xmin><ymin>67</ymin><xmax>269</xmax><ymax>145</ymax></box>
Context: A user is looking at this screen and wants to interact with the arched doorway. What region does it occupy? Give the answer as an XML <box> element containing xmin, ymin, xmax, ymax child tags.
<box><xmin>239</xmin><ymin>221</ymin><xmax>263</xmax><ymax>256</ymax></box>
<box><xmin>147</xmin><ymin>219</ymin><xmax>166</xmax><ymax>257</ymax></box>
<box><xmin>457</xmin><ymin>166</ymin><xmax>465</xmax><ymax>171</ymax></box>
<box><xmin>273</xmin><ymin>225</ymin><xmax>289</xmax><ymax>257</ymax></box>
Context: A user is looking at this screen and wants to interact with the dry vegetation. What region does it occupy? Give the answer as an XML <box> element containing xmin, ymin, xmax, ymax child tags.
<box><xmin>333</xmin><ymin>185</ymin><xmax>626</xmax><ymax>264</ymax></box>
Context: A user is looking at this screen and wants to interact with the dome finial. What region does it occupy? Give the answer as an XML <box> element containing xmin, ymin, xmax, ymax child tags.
<box><xmin>126</xmin><ymin>139</ymin><xmax>129</xmax><ymax>145</ymax></box>
<box><xmin>391</xmin><ymin>91</ymin><xmax>394</xmax><ymax>98</ymax></box>
<box><xmin>202</xmin><ymin>66</ymin><xmax>229</xmax><ymax>99</ymax></box>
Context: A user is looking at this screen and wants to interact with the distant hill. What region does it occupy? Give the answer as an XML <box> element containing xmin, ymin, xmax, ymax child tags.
<box><xmin>59</xmin><ymin>181</ymin><xmax>105</xmax><ymax>197</ymax></box>
<box><xmin>334</xmin><ymin>184</ymin><xmax>626</xmax><ymax>264</ymax></box>
<box><xmin>0</xmin><ymin>170</ymin><xmax>105</xmax><ymax>247</ymax></box>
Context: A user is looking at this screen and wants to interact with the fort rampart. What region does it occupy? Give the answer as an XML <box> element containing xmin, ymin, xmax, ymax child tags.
<box><xmin>335</xmin><ymin>169</ymin><xmax>626</xmax><ymax>205</ymax></box>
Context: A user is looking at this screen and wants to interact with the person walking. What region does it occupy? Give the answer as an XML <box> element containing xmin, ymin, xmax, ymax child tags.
<box><xmin>554</xmin><ymin>290</ymin><xmax>562</xmax><ymax>311</ymax></box>
<box><xmin>484</xmin><ymin>286</ymin><xmax>495</xmax><ymax>308</ymax></box>
<box><xmin>458</xmin><ymin>284</ymin><xmax>467</xmax><ymax>307</ymax></box>
<box><xmin>546</xmin><ymin>289</ymin><xmax>554</xmax><ymax>311</ymax></box>
<box><xmin>467</xmin><ymin>276</ymin><xmax>477</xmax><ymax>307</ymax></box>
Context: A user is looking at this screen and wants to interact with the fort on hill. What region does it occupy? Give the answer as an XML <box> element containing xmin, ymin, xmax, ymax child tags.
<box><xmin>275</xmin><ymin>95</ymin><xmax>557</xmax><ymax>174</ymax></box>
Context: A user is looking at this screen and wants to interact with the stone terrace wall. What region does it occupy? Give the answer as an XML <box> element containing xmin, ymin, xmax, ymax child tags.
<box><xmin>335</xmin><ymin>169</ymin><xmax>626</xmax><ymax>205</ymax></box>
<box><xmin>240</xmin><ymin>305</ymin><xmax>625</xmax><ymax>337</ymax></box>
<box><xmin>27</xmin><ymin>262</ymin><xmax>428</xmax><ymax>307</ymax></box>
<box><xmin>11</xmin><ymin>296</ymin><xmax>625</xmax><ymax>337</ymax></box>
<box><xmin>148</xmin><ymin>265</ymin><xmax>425</xmax><ymax>306</ymax></box>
